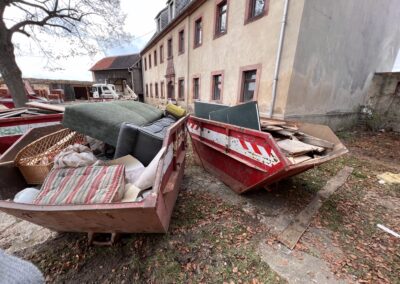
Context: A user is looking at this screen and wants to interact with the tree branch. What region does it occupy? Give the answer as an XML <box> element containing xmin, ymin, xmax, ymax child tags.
<box><xmin>8</xmin><ymin>0</ymin><xmax>86</xmax><ymax>36</ymax></box>
<box><xmin>15</xmin><ymin>28</ymin><xmax>31</xmax><ymax>37</ymax></box>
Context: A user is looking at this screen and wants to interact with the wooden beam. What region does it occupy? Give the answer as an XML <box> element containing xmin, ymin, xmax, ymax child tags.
<box><xmin>25</xmin><ymin>102</ymin><xmax>65</xmax><ymax>113</ymax></box>
<box><xmin>278</xmin><ymin>166</ymin><xmax>354</xmax><ymax>250</ymax></box>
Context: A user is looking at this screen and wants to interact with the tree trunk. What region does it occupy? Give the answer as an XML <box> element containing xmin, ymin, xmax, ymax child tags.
<box><xmin>0</xmin><ymin>25</ymin><xmax>28</xmax><ymax>108</ymax></box>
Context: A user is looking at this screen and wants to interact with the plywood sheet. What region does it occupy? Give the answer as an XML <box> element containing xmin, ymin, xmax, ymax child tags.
<box><xmin>277</xmin><ymin>139</ymin><xmax>324</xmax><ymax>156</ymax></box>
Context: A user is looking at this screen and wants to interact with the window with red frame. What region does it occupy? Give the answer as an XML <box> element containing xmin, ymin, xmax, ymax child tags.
<box><xmin>241</xmin><ymin>70</ymin><xmax>257</xmax><ymax>102</ymax></box>
<box><xmin>194</xmin><ymin>18</ymin><xmax>203</xmax><ymax>47</ymax></box>
<box><xmin>155</xmin><ymin>82</ymin><xmax>159</xmax><ymax>98</ymax></box>
<box><xmin>160</xmin><ymin>45</ymin><xmax>164</xmax><ymax>63</ymax></box>
<box><xmin>167</xmin><ymin>38</ymin><xmax>173</xmax><ymax>58</ymax></box>
<box><xmin>178</xmin><ymin>78</ymin><xmax>185</xmax><ymax>100</ymax></box>
<box><xmin>212</xmin><ymin>74</ymin><xmax>222</xmax><ymax>101</ymax></box>
<box><xmin>248</xmin><ymin>0</ymin><xmax>265</xmax><ymax>20</ymax></box>
<box><xmin>193</xmin><ymin>77</ymin><xmax>200</xmax><ymax>99</ymax></box>
<box><xmin>178</xmin><ymin>29</ymin><xmax>185</xmax><ymax>54</ymax></box>
<box><xmin>161</xmin><ymin>81</ymin><xmax>165</xmax><ymax>98</ymax></box>
<box><xmin>149</xmin><ymin>54</ymin><xmax>152</xmax><ymax>68</ymax></box>
<box><xmin>215</xmin><ymin>1</ymin><xmax>228</xmax><ymax>36</ymax></box>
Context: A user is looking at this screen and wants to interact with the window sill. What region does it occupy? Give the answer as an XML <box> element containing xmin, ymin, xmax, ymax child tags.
<box><xmin>244</xmin><ymin>11</ymin><xmax>266</xmax><ymax>25</ymax></box>
<box><xmin>214</xmin><ymin>31</ymin><xmax>227</xmax><ymax>40</ymax></box>
<box><xmin>178</xmin><ymin>51</ymin><xmax>185</xmax><ymax>56</ymax></box>
<box><xmin>193</xmin><ymin>43</ymin><xmax>202</xmax><ymax>49</ymax></box>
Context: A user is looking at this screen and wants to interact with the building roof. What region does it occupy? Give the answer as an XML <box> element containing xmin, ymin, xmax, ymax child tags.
<box><xmin>141</xmin><ymin>0</ymin><xmax>206</xmax><ymax>55</ymax></box>
<box><xmin>90</xmin><ymin>54</ymin><xmax>141</xmax><ymax>71</ymax></box>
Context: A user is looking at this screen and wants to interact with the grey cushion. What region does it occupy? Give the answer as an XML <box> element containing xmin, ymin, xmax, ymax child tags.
<box><xmin>114</xmin><ymin>117</ymin><xmax>177</xmax><ymax>166</ymax></box>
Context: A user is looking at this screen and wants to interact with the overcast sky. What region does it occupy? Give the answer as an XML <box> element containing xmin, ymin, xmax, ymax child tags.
<box><xmin>9</xmin><ymin>0</ymin><xmax>166</xmax><ymax>81</ymax></box>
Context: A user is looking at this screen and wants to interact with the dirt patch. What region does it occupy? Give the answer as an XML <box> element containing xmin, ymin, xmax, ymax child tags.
<box><xmin>10</xmin><ymin>190</ymin><xmax>284</xmax><ymax>283</ymax></box>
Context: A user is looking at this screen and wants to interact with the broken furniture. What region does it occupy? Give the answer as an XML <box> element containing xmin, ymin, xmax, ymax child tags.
<box><xmin>189</xmin><ymin>102</ymin><xmax>348</xmax><ymax>194</ymax></box>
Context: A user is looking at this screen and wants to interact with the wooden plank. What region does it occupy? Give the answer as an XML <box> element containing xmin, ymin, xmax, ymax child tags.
<box><xmin>281</xmin><ymin>125</ymin><xmax>299</xmax><ymax>132</ymax></box>
<box><xmin>0</xmin><ymin>107</ymin><xmax>26</xmax><ymax>114</ymax></box>
<box><xmin>261</xmin><ymin>125</ymin><xmax>284</xmax><ymax>131</ymax></box>
<box><xmin>25</xmin><ymin>102</ymin><xmax>65</xmax><ymax>113</ymax></box>
<box><xmin>260</xmin><ymin>120</ymin><xmax>287</xmax><ymax>127</ymax></box>
<box><xmin>278</xmin><ymin>166</ymin><xmax>353</xmax><ymax>250</ymax></box>
<box><xmin>299</xmin><ymin>134</ymin><xmax>335</xmax><ymax>149</ymax></box>
<box><xmin>277</xmin><ymin>139</ymin><xmax>325</xmax><ymax>156</ymax></box>
<box><xmin>276</xmin><ymin>129</ymin><xmax>298</xmax><ymax>137</ymax></box>
<box><xmin>0</xmin><ymin>109</ymin><xmax>28</xmax><ymax>118</ymax></box>
<box><xmin>288</xmin><ymin>155</ymin><xmax>312</xmax><ymax>164</ymax></box>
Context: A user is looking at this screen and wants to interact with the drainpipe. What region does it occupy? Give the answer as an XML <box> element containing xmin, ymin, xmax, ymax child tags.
<box><xmin>269</xmin><ymin>0</ymin><xmax>289</xmax><ymax>118</ymax></box>
<box><xmin>186</xmin><ymin>15</ymin><xmax>191</xmax><ymax>110</ymax></box>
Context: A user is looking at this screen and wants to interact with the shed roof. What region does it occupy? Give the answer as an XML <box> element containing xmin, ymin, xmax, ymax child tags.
<box><xmin>90</xmin><ymin>54</ymin><xmax>140</xmax><ymax>71</ymax></box>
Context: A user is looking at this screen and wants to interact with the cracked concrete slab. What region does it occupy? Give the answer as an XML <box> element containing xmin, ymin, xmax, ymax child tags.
<box><xmin>258</xmin><ymin>241</ymin><xmax>345</xmax><ymax>284</ymax></box>
<box><xmin>0</xmin><ymin>212</ymin><xmax>57</xmax><ymax>254</ymax></box>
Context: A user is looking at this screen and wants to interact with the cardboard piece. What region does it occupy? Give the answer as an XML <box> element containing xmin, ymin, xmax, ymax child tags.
<box><xmin>209</xmin><ymin>101</ymin><xmax>261</xmax><ymax>131</ymax></box>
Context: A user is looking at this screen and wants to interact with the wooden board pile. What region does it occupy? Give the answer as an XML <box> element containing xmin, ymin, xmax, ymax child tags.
<box><xmin>0</xmin><ymin>105</ymin><xmax>62</xmax><ymax>119</ymax></box>
<box><xmin>261</xmin><ymin>120</ymin><xmax>335</xmax><ymax>164</ymax></box>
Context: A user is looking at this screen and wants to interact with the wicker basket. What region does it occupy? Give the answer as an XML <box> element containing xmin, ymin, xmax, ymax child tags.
<box><xmin>15</xmin><ymin>128</ymin><xmax>86</xmax><ymax>184</ymax></box>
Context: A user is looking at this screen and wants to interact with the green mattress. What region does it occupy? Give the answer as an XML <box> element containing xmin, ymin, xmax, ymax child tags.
<box><xmin>62</xmin><ymin>101</ymin><xmax>163</xmax><ymax>146</ymax></box>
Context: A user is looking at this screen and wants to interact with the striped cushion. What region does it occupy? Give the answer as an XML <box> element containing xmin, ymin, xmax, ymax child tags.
<box><xmin>34</xmin><ymin>165</ymin><xmax>125</xmax><ymax>205</ymax></box>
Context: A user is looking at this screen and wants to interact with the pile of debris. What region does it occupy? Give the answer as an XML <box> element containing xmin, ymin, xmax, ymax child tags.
<box><xmin>0</xmin><ymin>106</ymin><xmax>60</xmax><ymax>119</ymax></box>
<box><xmin>261</xmin><ymin>120</ymin><xmax>335</xmax><ymax>164</ymax></box>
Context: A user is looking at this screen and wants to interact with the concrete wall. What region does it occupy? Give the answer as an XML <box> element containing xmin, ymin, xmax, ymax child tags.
<box><xmin>142</xmin><ymin>0</ymin><xmax>305</xmax><ymax>115</ymax></box>
<box><xmin>366</xmin><ymin>73</ymin><xmax>400</xmax><ymax>132</ymax></box>
<box><xmin>285</xmin><ymin>0</ymin><xmax>400</xmax><ymax>129</ymax></box>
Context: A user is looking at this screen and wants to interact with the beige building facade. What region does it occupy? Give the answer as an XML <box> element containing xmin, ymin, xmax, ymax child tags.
<box><xmin>141</xmin><ymin>0</ymin><xmax>400</xmax><ymax>129</ymax></box>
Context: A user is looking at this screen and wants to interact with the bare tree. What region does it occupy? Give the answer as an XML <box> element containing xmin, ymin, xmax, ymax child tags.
<box><xmin>0</xmin><ymin>0</ymin><xmax>131</xmax><ymax>107</ymax></box>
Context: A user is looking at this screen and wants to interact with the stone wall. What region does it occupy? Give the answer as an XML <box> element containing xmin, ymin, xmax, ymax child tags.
<box><xmin>366</xmin><ymin>73</ymin><xmax>400</xmax><ymax>132</ymax></box>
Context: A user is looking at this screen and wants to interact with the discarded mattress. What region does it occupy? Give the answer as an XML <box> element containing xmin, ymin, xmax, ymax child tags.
<box><xmin>35</xmin><ymin>165</ymin><xmax>125</xmax><ymax>205</ymax></box>
<box><xmin>62</xmin><ymin>101</ymin><xmax>163</xmax><ymax>147</ymax></box>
